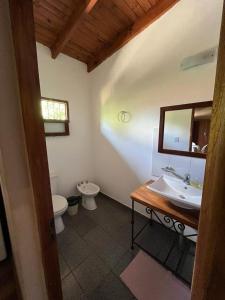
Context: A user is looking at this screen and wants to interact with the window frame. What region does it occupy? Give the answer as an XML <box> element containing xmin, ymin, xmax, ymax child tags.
<box><xmin>41</xmin><ymin>97</ymin><xmax>70</xmax><ymax>137</ymax></box>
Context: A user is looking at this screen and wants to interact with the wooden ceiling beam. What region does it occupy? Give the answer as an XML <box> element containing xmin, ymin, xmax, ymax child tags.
<box><xmin>87</xmin><ymin>0</ymin><xmax>179</xmax><ymax>72</ymax></box>
<box><xmin>51</xmin><ymin>0</ymin><xmax>98</xmax><ymax>59</ymax></box>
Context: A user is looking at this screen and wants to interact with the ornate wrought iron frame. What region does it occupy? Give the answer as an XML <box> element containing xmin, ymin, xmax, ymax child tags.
<box><xmin>131</xmin><ymin>199</ymin><xmax>198</xmax><ymax>286</ymax></box>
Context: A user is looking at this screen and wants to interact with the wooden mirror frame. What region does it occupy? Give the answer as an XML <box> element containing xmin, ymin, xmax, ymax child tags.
<box><xmin>158</xmin><ymin>101</ymin><xmax>213</xmax><ymax>159</ymax></box>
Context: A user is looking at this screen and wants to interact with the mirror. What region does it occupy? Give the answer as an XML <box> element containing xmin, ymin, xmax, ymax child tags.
<box><xmin>158</xmin><ymin>101</ymin><xmax>213</xmax><ymax>158</ymax></box>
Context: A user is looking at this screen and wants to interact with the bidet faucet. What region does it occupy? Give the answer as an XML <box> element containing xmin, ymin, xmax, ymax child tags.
<box><xmin>162</xmin><ymin>166</ymin><xmax>191</xmax><ymax>185</ymax></box>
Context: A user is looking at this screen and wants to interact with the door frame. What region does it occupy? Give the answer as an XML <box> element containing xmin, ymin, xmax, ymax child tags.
<box><xmin>8</xmin><ymin>1</ymin><xmax>62</xmax><ymax>299</ymax></box>
<box><xmin>7</xmin><ymin>0</ymin><xmax>225</xmax><ymax>299</ymax></box>
<box><xmin>191</xmin><ymin>1</ymin><xmax>225</xmax><ymax>298</ymax></box>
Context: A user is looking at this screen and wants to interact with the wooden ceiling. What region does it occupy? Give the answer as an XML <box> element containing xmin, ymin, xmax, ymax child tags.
<box><xmin>33</xmin><ymin>0</ymin><xmax>179</xmax><ymax>72</ymax></box>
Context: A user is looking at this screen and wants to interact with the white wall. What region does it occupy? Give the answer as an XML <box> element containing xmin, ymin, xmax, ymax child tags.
<box><xmin>37</xmin><ymin>44</ymin><xmax>93</xmax><ymax>197</ymax></box>
<box><xmin>89</xmin><ymin>0</ymin><xmax>223</xmax><ymax>212</ymax></box>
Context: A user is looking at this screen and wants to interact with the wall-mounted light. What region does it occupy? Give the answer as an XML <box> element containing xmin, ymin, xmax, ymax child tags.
<box><xmin>118</xmin><ymin>111</ymin><xmax>132</xmax><ymax>123</ymax></box>
<box><xmin>181</xmin><ymin>47</ymin><xmax>218</xmax><ymax>71</ymax></box>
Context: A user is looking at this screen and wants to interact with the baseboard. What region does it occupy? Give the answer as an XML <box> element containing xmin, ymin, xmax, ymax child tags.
<box><xmin>99</xmin><ymin>191</ymin><xmax>147</xmax><ymax>219</ymax></box>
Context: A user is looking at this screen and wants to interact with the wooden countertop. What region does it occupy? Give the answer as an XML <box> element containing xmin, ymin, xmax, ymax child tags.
<box><xmin>130</xmin><ymin>181</ymin><xmax>199</xmax><ymax>230</ymax></box>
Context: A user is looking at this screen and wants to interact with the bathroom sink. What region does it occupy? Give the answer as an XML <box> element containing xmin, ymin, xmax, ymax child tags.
<box><xmin>147</xmin><ymin>175</ymin><xmax>202</xmax><ymax>210</ymax></box>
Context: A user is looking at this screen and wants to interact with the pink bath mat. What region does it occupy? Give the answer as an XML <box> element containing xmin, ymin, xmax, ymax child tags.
<box><xmin>120</xmin><ymin>251</ymin><xmax>190</xmax><ymax>300</ymax></box>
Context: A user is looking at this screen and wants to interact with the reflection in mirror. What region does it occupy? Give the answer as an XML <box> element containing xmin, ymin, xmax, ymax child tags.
<box><xmin>191</xmin><ymin>107</ymin><xmax>212</xmax><ymax>154</ymax></box>
<box><xmin>158</xmin><ymin>101</ymin><xmax>213</xmax><ymax>158</ymax></box>
<box><xmin>163</xmin><ymin>109</ymin><xmax>192</xmax><ymax>151</ymax></box>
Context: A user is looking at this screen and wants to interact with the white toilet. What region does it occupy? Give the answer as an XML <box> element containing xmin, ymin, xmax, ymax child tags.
<box><xmin>52</xmin><ymin>195</ymin><xmax>68</xmax><ymax>234</ymax></box>
<box><xmin>77</xmin><ymin>181</ymin><xmax>100</xmax><ymax>210</ymax></box>
<box><xmin>50</xmin><ymin>174</ymin><xmax>68</xmax><ymax>234</ymax></box>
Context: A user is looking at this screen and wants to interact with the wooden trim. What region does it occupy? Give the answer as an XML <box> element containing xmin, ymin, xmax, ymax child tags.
<box><xmin>159</xmin><ymin>101</ymin><xmax>213</xmax><ymax>112</ymax></box>
<box><xmin>158</xmin><ymin>106</ymin><xmax>166</xmax><ymax>156</ymax></box>
<box><xmin>41</xmin><ymin>96</ymin><xmax>68</xmax><ymax>104</ymax></box>
<box><xmin>189</xmin><ymin>108</ymin><xmax>195</xmax><ymax>152</ymax></box>
<box><xmin>158</xmin><ymin>101</ymin><xmax>213</xmax><ymax>159</ymax></box>
<box><xmin>45</xmin><ymin>121</ymin><xmax>70</xmax><ymax>137</ymax></box>
<box><xmin>51</xmin><ymin>0</ymin><xmax>98</xmax><ymax>59</ymax></box>
<box><xmin>158</xmin><ymin>148</ymin><xmax>207</xmax><ymax>159</ymax></box>
<box><xmin>191</xmin><ymin>3</ymin><xmax>225</xmax><ymax>298</ymax></box>
<box><xmin>87</xmin><ymin>0</ymin><xmax>179</xmax><ymax>72</ymax></box>
<box><xmin>9</xmin><ymin>1</ymin><xmax>62</xmax><ymax>299</ymax></box>
<box><xmin>41</xmin><ymin>97</ymin><xmax>69</xmax><ymax>104</ymax></box>
<box><xmin>44</xmin><ymin>120</ymin><xmax>68</xmax><ymax>124</ymax></box>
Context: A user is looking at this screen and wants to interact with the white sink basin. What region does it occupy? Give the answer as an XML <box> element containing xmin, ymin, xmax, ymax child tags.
<box><xmin>148</xmin><ymin>175</ymin><xmax>202</xmax><ymax>210</ymax></box>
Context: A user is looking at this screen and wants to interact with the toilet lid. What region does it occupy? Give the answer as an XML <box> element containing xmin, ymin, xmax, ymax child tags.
<box><xmin>52</xmin><ymin>195</ymin><xmax>68</xmax><ymax>214</ymax></box>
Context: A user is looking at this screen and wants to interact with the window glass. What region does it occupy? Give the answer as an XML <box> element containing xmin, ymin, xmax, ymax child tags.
<box><xmin>41</xmin><ymin>99</ymin><xmax>68</xmax><ymax>121</ymax></box>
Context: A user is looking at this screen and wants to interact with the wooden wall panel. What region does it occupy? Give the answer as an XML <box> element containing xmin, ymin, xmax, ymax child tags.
<box><xmin>136</xmin><ymin>0</ymin><xmax>153</xmax><ymax>12</ymax></box>
<box><xmin>87</xmin><ymin>0</ymin><xmax>179</xmax><ymax>71</ymax></box>
<box><xmin>124</xmin><ymin>0</ymin><xmax>146</xmax><ymax>17</ymax></box>
<box><xmin>112</xmin><ymin>0</ymin><xmax>138</xmax><ymax>22</ymax></box>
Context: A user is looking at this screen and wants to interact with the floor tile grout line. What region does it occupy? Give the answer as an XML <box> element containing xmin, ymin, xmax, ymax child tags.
<box><xmin>59</xmin><ymin>194</ymin><xmax>195</xmax><ymax>298</ymax></box>
<box><xmin>61</xmin><ymin>270</ymin><xmax>72</xmax><ymax>282</ymax></box>
<box><xmin>61</xmin><ymin>221</ymin><xmax>180</xmax><ymax>275</ymax></box>
<box><xmin>70</xmin><ymin>270</ymin><xmax>87</xmax><ymax>295</ymax></box>
<box><xmin>59</xmin><ymin>203</ymin><xmax>139</xmax><ymax>279</ymax></box>
<box><xmin>79</xmin><ymin>212</ymin><xmax>132</xmax><ymax>252</ymax></box>
<box><xmin>81</xmin><ymin>233</ymin><xmax>128</xmax><ymax>272</ymax></box>
<box><xmin>66</xmin><ymin>238</ymin><xmax>134</xmax><ymax>294</ymax></box>
<box><xmin>71</xmin><ymin>266</ymin><xmax>111</xmax><ymax>297</ymax></box>
<box><xmin>70</xmin><ymin>244</ymin><xmax>125</xmax><ymax>278</ymax></box>
<box><xmin>60</xmin><ymin>249</ymin><xmax>91</xmax><ymax>274</ymax></box>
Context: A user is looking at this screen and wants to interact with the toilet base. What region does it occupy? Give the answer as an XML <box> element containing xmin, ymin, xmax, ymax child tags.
<box><xmin>54</xmin><ymin>215</ymin><xmax>65</xmax><ymax>234</ymax></box>
<box><xmin>82</xmin><ymin>196</ymin><xmax>97</xmax><ymax>210</ymax></box>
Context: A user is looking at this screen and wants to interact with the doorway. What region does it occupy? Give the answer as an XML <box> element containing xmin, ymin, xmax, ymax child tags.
<box><xmin>4</xmin><ymin>0</ymin><xmax>225</xmax><ymax>299</ymax></box>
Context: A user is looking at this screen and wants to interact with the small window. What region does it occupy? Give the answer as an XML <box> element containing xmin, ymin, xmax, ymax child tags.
<box><xmin>41</xmin><ymin>97</ymin><xmax>69</xmax><ymax>136</ymax></box>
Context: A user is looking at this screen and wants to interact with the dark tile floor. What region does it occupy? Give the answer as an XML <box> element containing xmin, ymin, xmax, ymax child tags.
<box><xmin>57</xmin><ymin>194</ymin><xmax>195</xmax><ymax>300</ymax></box>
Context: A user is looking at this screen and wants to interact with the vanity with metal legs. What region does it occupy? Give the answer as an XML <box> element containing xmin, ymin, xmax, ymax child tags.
<box><xmin>130</xmin><ymin>181</ymin><xmax>199</xmax><ymax>286</ymax></box>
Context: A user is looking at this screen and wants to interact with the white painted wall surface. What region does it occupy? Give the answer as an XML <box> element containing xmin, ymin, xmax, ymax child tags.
<box><xmin>37</xmin><ymin>44</ymin><xmax>93</xmax><ymax>197</ymax></box>
<box><xmin>89</xmin><ymin>0</ymin><xmax>223</xmax><ymax>213</ymax></box>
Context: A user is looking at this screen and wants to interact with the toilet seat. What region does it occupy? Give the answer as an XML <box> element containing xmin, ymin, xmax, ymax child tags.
<box><xmin>52</xmin><ymin>195</ymin><xmax>68</xmax><ymax>216</ymax></box>
<box><xmin>77</xmin><ymin>182</ymin><xmax>100</xmax><ymax>195</ymax></box>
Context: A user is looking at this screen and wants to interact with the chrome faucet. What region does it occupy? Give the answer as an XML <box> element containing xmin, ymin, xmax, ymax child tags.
<box><xmin>162</xmin><ymin>166</ymin><xmax>191</xmax><ymax>185</ymax></box>
<box><xmin>183</xmin><ymin>173</ymin><xmax>191</xmax><ymax>185</ymax></box>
